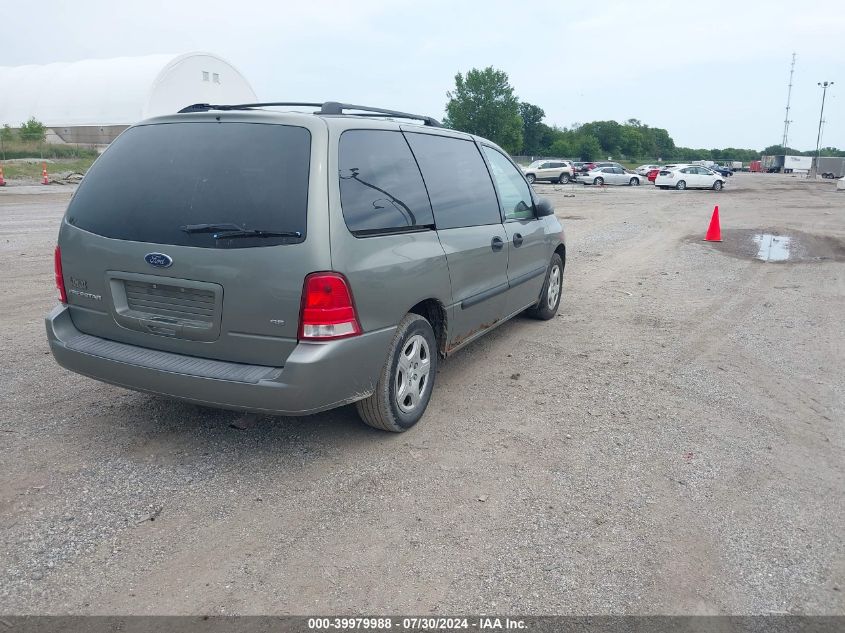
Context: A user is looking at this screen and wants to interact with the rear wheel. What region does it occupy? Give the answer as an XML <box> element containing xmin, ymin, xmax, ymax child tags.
<box><xmin>675</xmin><ymin>180</ymin><xmax>687</xmax><ymax>190</ymax></box>
<box><xmin>712</xmin><ymin>180</ymin><xmax>723</xmax><ymax>191</ymax></box>
<box><xmin>593</xmin><ymin>177</ymin><xmax>604</xmax><ymax>186</ymax></box>
<box><xmin>356</xmin><ymin>313</ymin><xmax>437</xmax><ymax>432</ymax></box>
<box><xmin>629</xmin><ymin>177</ymin><xmax>640</xmax><ymax>186</ymax></box>
<box><xmin>526</xmin><ymin>173</ymin><xmax>536</xmax><ymax>184</ymax></box>
<box><xmin>526</xmin><ymin>253</ymin><xmax>563</xmax><ymax>320</ymax></box>
<box><xmin>558</xmin><ymin>173</ymin><xmax>570</xmax><ymax>184</ymax></box>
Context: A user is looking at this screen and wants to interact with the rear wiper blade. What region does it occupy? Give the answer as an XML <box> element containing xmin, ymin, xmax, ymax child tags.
<box><xmin>181</xmin><ymin>223</ymin><xmax>244</xmax><ymax>234</ymax></box>
<box><xmin>181</xmin><ymin>223</ymin><xmax>301</xmax><ymax>239</ymax></box>
<box><xmin>213</xmin><ymin>229</ymin><xmax>302</xmax><ymax>239</ymax></box>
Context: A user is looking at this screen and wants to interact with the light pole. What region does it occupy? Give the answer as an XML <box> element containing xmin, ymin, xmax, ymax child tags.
<box><xmin>813</xmin><ymin>81</ymin><xmax>834</xmax><ymax>177</ymax></box>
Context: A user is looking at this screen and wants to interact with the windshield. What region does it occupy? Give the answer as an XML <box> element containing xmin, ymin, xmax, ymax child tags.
<box><xmin>66</xmin><ymin>122</ymin><xmax>311</xmax><ymax>248</ymax></box>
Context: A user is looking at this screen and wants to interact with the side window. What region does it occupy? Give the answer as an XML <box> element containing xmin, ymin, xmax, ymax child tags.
<box><xmin>405</xmin><ymin>133</ymin><xmax>501</xmax><ymax>229</ymax></box>
<box><xmin>338</xmin><ymin>130</ymin><xmax>434</xmax><ymax>234</ymax></box>
<box><xmin>481</xmin><ymin>146</ymin><xmax>534</xmax><ymax>221</ymax></box>
<box><xmin>613</xmin><ymin>167</ymin><xmax>625</xmax><ymax>174</ymax></box>
<box><xmin>681</xmin><ymin>167</ymin><xmax>694</xmax><ymax>174</ymax></box>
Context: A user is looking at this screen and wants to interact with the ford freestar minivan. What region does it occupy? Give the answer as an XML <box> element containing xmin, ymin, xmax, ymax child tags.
<box><xmin>47</xmin><ymin>102</ymin><xmax>566</xmax><ymax>432</ymax></box>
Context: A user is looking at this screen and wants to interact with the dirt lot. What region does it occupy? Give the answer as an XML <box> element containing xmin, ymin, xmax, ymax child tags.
<box><xmin>1</xmin><ymin>174</ymin><xmax>843</xmax><ymax>615</ymax></box>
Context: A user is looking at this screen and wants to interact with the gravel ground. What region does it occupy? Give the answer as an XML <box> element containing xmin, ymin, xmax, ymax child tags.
<box><xmin>0</xmin><ymin>173</ymin><xmax>843</xmax><ymax>615</ymax></box>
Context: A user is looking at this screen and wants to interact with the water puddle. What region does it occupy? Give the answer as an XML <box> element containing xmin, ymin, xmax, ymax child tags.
<box><xmin>691</xmin><ymin>229</ymin><xmax>845</xmax><ymax>264</ymax></box>
<box><xmin>752</xmin><ymin>234</ymin><xmax>792</xmax><ymax>262</ymax></box>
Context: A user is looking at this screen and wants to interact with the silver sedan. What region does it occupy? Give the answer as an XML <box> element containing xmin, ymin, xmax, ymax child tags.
<box><xmin>575</xmin><ymin>166</ymin><xmax>642</xmax><ymax>186</ymax></box>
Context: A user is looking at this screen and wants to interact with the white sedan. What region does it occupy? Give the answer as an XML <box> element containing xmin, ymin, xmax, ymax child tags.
<box><xmin>636</xmin><ymin>164</ymin><xmax>661</xmax><ymax>176</ymax></box>
<box><xmin>575</xmin><ymin>166</ymin><xmax>642</xmax><ymax>186</ymax></box>
<box><xmin>654</xmin><ymin>165</ymin><xmax>726</xmax><ymax>191</ymax></box>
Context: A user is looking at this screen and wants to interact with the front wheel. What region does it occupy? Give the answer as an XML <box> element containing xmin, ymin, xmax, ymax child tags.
<box><xmin>558</xmin><ymin>173</ymin><xmax>570</xmax><ymax>184</ymax></box>
<box><xmin>629</xmin><ymin>177</ymin><xmax>640</xmax><ymax>186</ymax></box>
<box><xmin>526</xmin><ymin>253</ymin><xmax>563</xmax><ymax>320</ymax></box>
<box><xmin>526</xmin><ymin>173</ymin><xmax>536</xmax><ymax>184</ymax></box>
<box><xmin>712</xmin><ymin>180</ymin><xmax>724</xmax><ymax>191</ymax></box>
<box><xmin>675</xmin><ymin>180</ymin><xmax>687</xmax><ymax>190</ymax></box>
<box><xmin>593</xmin><ymin>177</ymin><xmax>604</xmax><ymax>186</ymax></box>
<box><xmin>356</xmin><ymin>314</ymin><xmax>437</xmax><ymax>432</ymax></box>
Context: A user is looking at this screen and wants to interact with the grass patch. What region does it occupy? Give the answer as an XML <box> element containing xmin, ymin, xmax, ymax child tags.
<box><xmin>1</xmin><ymin>157</ymin><xmax>96</xmax><ymax>181</ymax></box>
<box><xmin>0</xmin><ymin>140</ymin><xmax>99</xmax><ymax>160</ymax></box>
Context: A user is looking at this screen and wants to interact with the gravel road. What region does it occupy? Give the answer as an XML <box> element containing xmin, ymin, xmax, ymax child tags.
<box><xmin>1</xmin><ymin>174</ymin><xmax>843</xmax><ymax>615</ymax></box>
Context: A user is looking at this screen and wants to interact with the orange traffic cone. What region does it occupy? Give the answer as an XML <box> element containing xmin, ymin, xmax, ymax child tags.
<box><xmin>0</xmin><ymin>164</ymin><xmax>6</xmax><ymax>186</ymax></box>
<box><xmin>41</xmin><ymin>162</ymin><xmax>49</xmax><ymax>185</ymax></box>
<box><xmin>704</xmin><ymin>205</ymin><xmax>722</xmax><ymax>242</ymax></box>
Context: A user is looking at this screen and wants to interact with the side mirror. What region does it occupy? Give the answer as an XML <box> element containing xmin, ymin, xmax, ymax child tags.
<box><xmin>535</xmin><ymin>197</ymin><xmax>555</xmax><ymax>217</ymax></box>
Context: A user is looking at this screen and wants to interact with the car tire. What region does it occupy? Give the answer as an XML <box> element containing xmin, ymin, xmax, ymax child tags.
<box><xmin>713</xmin><ymin>180</ymin><xmax>724</xmax><ymax>191</ymax></box>
<box><xmin>629</xmin><ymin>177</ymin><xmax>639</xmax><ymax>186</ymax></box>
<box><xmin>593</xmin><ymin>177</ymin><xmax>604</xmax><ymax>186</ymax></box>
<box><xmin>526</xmin><ymin>174</ymin><xmax>536</xmax><ymax>184</ymax></box>
<box><xmin>675</xmin><ymin>180</ymin><xmax>687</xmax><ymax>190</ymax></box>
<box><xmin>558</xmin><ymin>173</ymin><xmax>570</xmax><ymax>184</ymax></box>
<box><xmin>526</xmin><ymin>253</ymin><xmax>563</xmax><ymax>321</ymax></box>
<box><xmin>356</xmin><ymin>313</ymin><xmax>437</xmax><ymax>433</ymax></box>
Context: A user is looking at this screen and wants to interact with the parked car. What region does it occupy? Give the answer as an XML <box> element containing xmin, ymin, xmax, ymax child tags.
<box><xmin>647</xmin><ymin>164</ymin><xmax>679</xmax><ymax>183</ymax></box>
<box><xmin>654</xmin><ymin>165</ymin><xmax>726</xmax><ymax>190</ymax></box>
<box><xmin>46</xmin><ymin>101</ymin><xmax>566</xmax><ymax>433</ymax></box>
<box><xmin>594</xmin><ymin>161</ymin><xmax>624</xmax><ymax>170</ymax></box>
<box><xmin>710</xmin><ymin>165</ymin><xmax>734</xmax><ymax>177</ymax></box>
<box><xmin>574</xmin><ymin>161</ymin><xmax>596</xmax><ymax>174</ymax></box>
<box><xmin>636</xmin><ymin>164</ymin><xmax>661</xmax><ymax>176</ymax></box>
<box><xmin>522</xmin><ymin>159</ymin><xmax>574</xmax><ymax>184</ymax></box>
<box><xmin>575</xmin><ymin>166</ymin><xmax>642</xmax><ymax>186</ymax></box>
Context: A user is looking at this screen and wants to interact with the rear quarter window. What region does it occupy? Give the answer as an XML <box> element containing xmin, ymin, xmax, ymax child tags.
<box><xmin>338</xmin><ymin>130</ymin><xmax>434</xmax><ymax>235</ymax></box>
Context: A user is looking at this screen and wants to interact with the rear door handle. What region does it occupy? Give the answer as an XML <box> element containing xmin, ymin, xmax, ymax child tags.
<box><xmin>512</xmin><ymin>233</ymin><xmax>524</xmax><ymax>247</ymax></box>
<box><xmin>491</xmin><ymin>236</ymin><xmax>504</xmax><ymax>252</ymax></box>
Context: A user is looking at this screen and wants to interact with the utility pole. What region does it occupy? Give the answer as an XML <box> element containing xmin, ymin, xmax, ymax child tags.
<box><xmin>782</xmin><ymin>53</ymin><xmax>796</xmax><ymax>148</ymax></box>
<box><xmin>813</xmin><ymin>81</ymin><xmax>834</xmax><ymax>178</ymax></box>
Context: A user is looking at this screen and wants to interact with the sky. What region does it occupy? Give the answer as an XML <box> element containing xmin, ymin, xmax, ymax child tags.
<box><xmin>2</xmin><ymin>0</ymin><xmax>843</xmax><ymax>151</ymax></box>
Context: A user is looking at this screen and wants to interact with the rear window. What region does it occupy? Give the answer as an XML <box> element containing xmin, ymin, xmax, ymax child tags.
<box><xmin>338</xmin><ymin>130</ymin><xmax>434</xmax><ymax>235</ymax></box>
<box><xmin>66</xmin><ymin>122</ymin><xmax>311</xmax><ymax>248</ymax></box>
<box><xmin>405</xmin><ymin>133</ymin><xmax>501</xmax><ymax>229</ymax></box>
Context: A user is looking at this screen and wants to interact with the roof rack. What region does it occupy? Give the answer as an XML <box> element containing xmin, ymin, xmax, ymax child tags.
<box><xmin>177</xmin><ymin>101</ymin><xmax>442</xmax><ymax>127</ymax></box>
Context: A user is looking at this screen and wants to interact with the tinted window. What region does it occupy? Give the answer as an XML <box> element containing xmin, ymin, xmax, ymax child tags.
<box><xmin>66</xmin><ymin>122</ymin><xmax>310</xmax><ymax>248</ymax></box>
<box><xmin>405</xmin><ymin>133</ymin><xmax>501</xmax><ymax>229</ymax></box>
<box><xmin>482</xmin><ymin>146</ymin><xmax>534</xmax><ymax>221</ymax></box>
<box><xmin>338</xmin><ymin>130</ymin><xmax>433</xmax><ymax>234</ymax></box>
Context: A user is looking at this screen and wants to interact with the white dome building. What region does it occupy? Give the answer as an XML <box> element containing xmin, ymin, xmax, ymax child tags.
<box><xmin>0</xmin><ymin>52</ymin><xmax>258</xmax><ymax>144</ymax></box>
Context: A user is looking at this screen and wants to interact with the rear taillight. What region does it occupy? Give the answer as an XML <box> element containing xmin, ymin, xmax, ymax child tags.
<box><xmin>299</xmin><ymin>272</ymin><xmax>361</xmax><ymax>340</ymax></box>
<box><xmin>54</xmin><ymin>245</ymin><xmax>67</xmax><ymax>304</ymax></box>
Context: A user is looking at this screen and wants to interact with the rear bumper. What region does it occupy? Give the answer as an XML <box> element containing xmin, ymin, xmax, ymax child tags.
<box><xmin>46</xmin><ymin>305</ymin><xmax>396</xmax><ymax>416</ymax></box>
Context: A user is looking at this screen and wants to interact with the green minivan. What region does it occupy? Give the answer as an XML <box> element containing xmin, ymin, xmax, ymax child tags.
<box><xmin>47</xmin><ymin>102</ymin><xmax>566</xmax><ymax>431</ymax></box>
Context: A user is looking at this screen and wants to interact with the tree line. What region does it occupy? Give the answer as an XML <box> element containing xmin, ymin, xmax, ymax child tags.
<box><xmin>443</xmin><ymin>67</ymin><xmax>844</xmax><ymax>162</ymax></box>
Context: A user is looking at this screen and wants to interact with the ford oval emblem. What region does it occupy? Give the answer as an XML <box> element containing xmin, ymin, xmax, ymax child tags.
<box><xmin>144</xmin><ymin>253</ymin><xmax>173</xmax><ymax>268</ymax></box>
